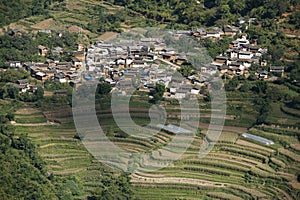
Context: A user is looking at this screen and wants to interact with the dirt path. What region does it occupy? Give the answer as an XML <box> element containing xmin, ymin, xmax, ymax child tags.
<box><xmin>131</xmin><ymin>173</ymin><xmax>226</xmax><ymax>187</ymax></box>
<box><xmin>157</xmin><ymin>58</ymin><xmax>181</xmax><ymax>70</ymax></box>
<box><xmin>10</xmin><ymin>121</ymin><xmax>60</xmax><ymax>126</ymax></box>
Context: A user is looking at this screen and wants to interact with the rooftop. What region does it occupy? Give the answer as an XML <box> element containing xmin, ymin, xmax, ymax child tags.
<box><xmin>157</xmin><ymin>124</ymin><xmax>192</xmax><ymax>134</ymax></box>
<box><xmin>242</xmin><ymin>133</ymin><xmax>274</xmax><ymax>145</ymax></box>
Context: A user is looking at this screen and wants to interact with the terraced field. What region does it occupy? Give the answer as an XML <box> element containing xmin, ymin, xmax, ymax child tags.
<box><xmin>13</xmin><ymin>106</ymin><xmax>113</xmax><ymax>199</ymax></box>
<box><xmin>12</xmin><ymin>94</ymin><xmax>300</xmax><ymax>199</ymax></box>
<box><xmin>4</xmin><ymin>0</ymin><xmax>130</xmax><ymax>40</ymax></box>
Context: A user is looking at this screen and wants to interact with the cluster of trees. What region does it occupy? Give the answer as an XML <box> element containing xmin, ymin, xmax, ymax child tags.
<box><xmin>88</xmin><ymin>173</ymin><xmax>133</xmax><ymax>200</ymax></box>
<box><xmin>0</xmin><ymin>34</ymin><xmax>39</xmax><ymax>66</ymax></box>
<box><xmin>0</xmin><ymin>69</ymin><xmax>44</xmax><ymax>102</ymax></box>
<box><xmin>97</xmin><ymin>82</ymin><xmax>112</xmax><ymax>96</ymax></box>
<box><xmin>0</xmin><ymin>0</ymin><xmax>64</xmax><ymax>27</ymax></box>
<box><xmin>113</xmin><ymin>0</ymin><xmax>300</xmax><ymax>27</ymax></box>
<box><xmin>0</xmin><ymin>83</ymin><xmax>44</xmax><ymax>102</ymax></box>
<box><xmin>288</xmin><ymin>95</ymin><xmax>300</xmax><ymax>110</ymax></box>
<box><xmin>36</xmin><ymin>31</ymin><xmax>78</xmax><ymax>62</ymax></box>
<box><xmin>0</xmin><ymin>124</ymin><xmax>103</xmax><ymax>199</ymax></box>
<box><xmin>0</xmin><ymin>31</ymin><xmax>78</xmax><ymax>67</ymax></box>
<box><xmin>0</xmin><ymin>125</ymin><xmax>57</xmax><ymax>199</ymax></box>
<box><xmin>150</xmin><ymin>83</ymin><xmax>165</xmax><ymax>103</ymax></box>
<box><xmin>201</xmin><ymin>37</ymin><xmax>232</xmax><ymax>58</ymax></box>
<box><xmin>224</xmin><ymin>74</ymin><xmax>297</xmax><ymax>125</ymax></box>
<box><xmin>86</xmin><ymin>5</ymin><xmax>125</xmax><ymax>33</ymax></box>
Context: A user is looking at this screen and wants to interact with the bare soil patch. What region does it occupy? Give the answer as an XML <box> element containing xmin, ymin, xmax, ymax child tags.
<box><xmin>31</xmin><ymin>18</ymin><xmax>64</xmax><ymax>30</ymax></box>
<box><xmin>15</xmin><ymin>107</ymin><xmax>41</xmax><ymax>115</ymax></box>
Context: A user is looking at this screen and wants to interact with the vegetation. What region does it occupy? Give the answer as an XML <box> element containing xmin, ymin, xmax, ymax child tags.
<box><xmin>0</xmin><ymin>31</ymin><xmax>79</xmax><ymax>67</ymax></box>
<box><xmin>0</xmin><ymin>124</ymin><xmax>78</xmax><ymax>199</ymax></box>
<box><xmin>0</xmin><ymin>0</ymin><xmax>64</xmax><ymax>27</ymax></box>
<box><xmin>113</xmin><ymin>0</ymin><xmax>300</xmax><ymax>27</ymax></box>
<box><xmin>149</xmin><ymin>82</ymin><xmax>165</xmax><ymax>103</ymax></box>
<box><xmin>0</xmin><ymin>0</ymin><xmax>299</xmax><ymax>199</ymax></box>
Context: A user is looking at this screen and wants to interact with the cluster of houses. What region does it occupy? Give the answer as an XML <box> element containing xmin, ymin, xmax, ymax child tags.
<box><xmin>3</xmin><ymin>25</ymin><xmax>285</xmax><ymax>98</ymax></box>
<box><xmin>211</xmin><ymin>35</ymin><xmax>285</xmax><ymax>79</ymax></box>
<box><xmin>190</xmin><ymin>25</ymin><xmax>240</xmax><ymax>39</ymax></box>
<box><xmin>84</xmin><ymin>37</ymin><xmax>209</xmax><ymax>99</ymax></box>
<box><xmin>5</xmin><ymin>46</ymin><xmax>85</xmax><ymax>90</ymax></box>
<box><xmin>189</xmin><ymin>25</ymin><xmax>284</xmax><ymax>79</ymax></box>
<box><xmin>211</xmin><ymin>35</ymin><xmax>268</xmax><ymax>77</ymax></box>
<box><xmin>5</xmin><ymin>79</ymin><xmax>37</xmax><ymax>94</ymax></box>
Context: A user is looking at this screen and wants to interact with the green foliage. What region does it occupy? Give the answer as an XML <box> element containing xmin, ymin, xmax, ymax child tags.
<box><xmin>288</xmin><ymin>95</ymin><xmax>300</xmax><ymax>109</ymax></box>
<box><xmin>253</xmin><ymin>80</ymin><xmax>267</xmax><ymax>95</ymax></box>
<box><xmin>290</xmin><ymin>65</ymin><xmax>300</xmax><ymax>83</ymax></box>
<box><xmin>0</xmin><ymin>125</ymin><xmax>55</xmax><ymax>199</ymax></box>
<box><xmin>36</xmin><ymin>31</ymin><xmax>78</xmax><ymax>52</ymax></box>
<box><xmin>113</xmin><ymin>0</ymin><xmax>297</xmax><ymax>28</ymax></box>
<box><xmin>288</xmin><ymin>11</ymin><xmax>300</xmax><ymax>30</ymax></box>
<box><xmin>239</xmin><ymin>81</ymin><xmax>252</xmax><ymax>92</ymax></box>
<box><xmin>201</xmin><ymin>37</ymin><xmax>232</xmax><ymax>58</ymax></box>
<box><xmin>0</xmin><ymin>69</ymin><xmax>45</xmax><ymax>102</ymax></box>
<box><xmin>225</xmin><ymin>76</ymin><xmax>239</xmax><ymax>91</ymax></box>
<box><xmin>177</xmin><ymin>65</ymin><xmax>196</xmax><ymax>77</ymax></box>
<box><xmin>0</xmin><ymin>69</ymin><xmax>29</xmax><ymax>83</ymax></box>
<box><xmin>86</xmin><ymin>5</ymin><xmax>124</xmax><ymax>33</ymax></box>
<box><xmin>36</xmin><ymin>86</ymin><xmax>44</xmax><ymax>100</ymax></box>
<box><xmin>97</xmin><ymin>82</ymin><xmax>112</xmax><ymax>96</ymax></box>
<box><xmin>150</xmin><ymin>82</ymin><xmax>165</xmax><ymax>104</ymax></box>
<box><xmin>44</xmin><ymin>79</ymin><xmax>71</xmax><ymax>92</ymax></box>
<box><xmin>88</xmin><ymin>173</ymin><xmax>133</xmax><ymax>200</ymax></box>
<box><xmin>0</xmin><ymin>31</ymin><xmax>79</xmax><ymax>65</ymax></box>
<box><xmin>0</xmin><ymin>0</ymin><xmax>63</xmax><ymax>27</ymax></box>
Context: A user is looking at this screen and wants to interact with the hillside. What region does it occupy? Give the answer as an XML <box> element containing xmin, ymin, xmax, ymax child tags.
<box><xmin>0</xmin><ymin>0</ymin><xmax>299</xmax><ymax>199</ymax></box>
<box><xmin>6</xmin><ymin>87</ymin><xmax>300</xmax><ymax>199</ymax></box>
<box><xmin>0</xmin><ymin>0</ymin><xmax>128</xmax><ymax>39</ymax></box>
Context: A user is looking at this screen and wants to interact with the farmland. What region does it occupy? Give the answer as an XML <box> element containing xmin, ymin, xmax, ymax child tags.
<box><xmin>9</xmin><ymin>90</ymin><xmax>300</xmax><ymax>199</ymax></box>
<box><xmin>0</xmin><ymin>0</ymin><xmax>299</xmax><ymax>199</ymax></box>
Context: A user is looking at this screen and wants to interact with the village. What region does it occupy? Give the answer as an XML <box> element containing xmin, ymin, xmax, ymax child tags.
<box><xmin>4</xmin><ymin>25</ymin><xmax>285</xmax><ymax>99</ymax></box>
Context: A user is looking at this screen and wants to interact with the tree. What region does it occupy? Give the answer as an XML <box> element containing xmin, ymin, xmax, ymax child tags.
<box><xmin>269</xmin><ymin>45</ymin><xmax>285</xmax><ymax>62</ymax></box>
<box><xmin>254</xmin><ymin>97</ymin><xmax>271</xmax><ymax>125</ymax></box>
<box><xmin>87</xmin><ymin>173</ymin><xmax>133</xmax><ymax>200</ymax></box>
<box><xmin>97</xmin><ymin>83</ymin><xmax>112</xmax><ymax>95</ymax></box>
<box><xmin>211</xmin><ymin>79</ymin><xmax>223</xmax><ymax>90</ymax></box>
<box><xmin>253</xmin><ymin>80</ymin><xmax>267</xmax><ymax>94</ymax></box>
<box><xmin>229</xmin><ymin>0</ymin><xmax>245</xmax><ymax>14</ymax></box>
<box><xmin>0</xmin><ymin>84</ymin><xmax>7</xmax><ymax>99</ymax></box>
<box><xmin>290</xmin><ymin>67</ymin><xmax>300</xmax><ymax>82</ymax></box>
<box><xmin>6</xmin><ymin>85</ymin><xmax>19</xmax><ymax>99</ymax></box>
<box><xmin>289</xmin><ymin>95</ymin><xmax>300</xmax><ymax>109</ymax></box>
<box><xmin>204</xmin><ymin>0</ymin><xmax>217</xmax><ymax>8</ymax></box>
<box><xmin>36</xmin><ymin>86</ymin><xmax>44</xmax><ymax>100</ymax></box>
<box><xmin>225</xmin><ymin>77</ymin><xmax>239</xmax><ymax>91</ymax></box>
<box><xmin>219</xmin><ymin>4</ymin><xmax>231</xmax><ymax>19</ymax></box>
<box><xmin>178</xmin><ymin>65</ymin><xmax>196</xmax><ymax>77</ymax></box>
<box><xmin>239</xmin><ymin>82</ymin><xmax>252</xmax><ymax>92</ymax></box>
<box><xmin>150</xmin><ymin>83</ymin><xmax>165</xmax><ymax>103</ymax></box>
